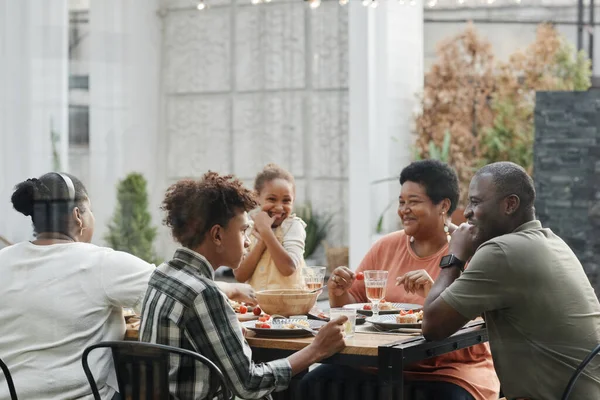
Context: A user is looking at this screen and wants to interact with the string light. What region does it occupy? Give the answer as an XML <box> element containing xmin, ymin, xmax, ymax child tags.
<box><xmin>242</xmin><ymin>0</ymin><xmax>523</xmax><ymax>7</ymax></box>
<box><xmin>196</xmin><ymin>0</ymin><xmax>206</xmax><ymax>10</ymax></box>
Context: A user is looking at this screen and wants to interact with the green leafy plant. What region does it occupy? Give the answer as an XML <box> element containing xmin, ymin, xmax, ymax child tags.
<box><xmin>414</xmin><ymin>130</ymin><xmax>451</xmax><ymax>163</ymax></box>
<box><xmin>50</xmin><ymin>119</ymin><xmax>61</xmax><ymax>171</ymax></box>
<box><xmin>105</xmin><ymin>173</ymin><xmax>159</xmax><ymax>264</ymax></box>
<box><xmin>295</xmin><ymin>202</ymin><xmax>333</xmax><ymax>259</ymax></box>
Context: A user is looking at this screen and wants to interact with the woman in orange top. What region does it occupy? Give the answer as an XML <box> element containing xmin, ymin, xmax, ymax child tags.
<box><xmin>301</xmin><ymin>160</ymin><xmax>499</xmax><ymax>400</ymax></box>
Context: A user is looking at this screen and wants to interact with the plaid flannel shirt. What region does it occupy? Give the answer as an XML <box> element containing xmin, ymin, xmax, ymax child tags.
<box><xmin>139</xmin><ymin>248</ymin><xmax>292</xmax><ymax>399</ymax></box>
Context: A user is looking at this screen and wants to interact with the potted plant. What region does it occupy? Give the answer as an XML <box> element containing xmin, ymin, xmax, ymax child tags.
<box><xmin>105</xmin><ymin>172</ymin><xmax>160</xmax><ymax>264</ymax></box>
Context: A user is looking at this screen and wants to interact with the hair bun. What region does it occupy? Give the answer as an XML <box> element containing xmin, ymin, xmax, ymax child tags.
<box><xmin>11</xmin><ymin>178</ymin><xmax>40</xmax><ymax>217</ymax></box>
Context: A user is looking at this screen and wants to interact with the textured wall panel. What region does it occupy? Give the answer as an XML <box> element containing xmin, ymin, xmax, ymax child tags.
<box><xmin>309</xmin><ymin>92</ymin><xmax>349</xmax><ymax>178</ymax></box>
<box><xmin>233</xmin><ymin>93</ymin><xmax>304</xmax><ymax>179</ymax></box>
<box><xmin>164</xmin><ymin>9</ymin><xmax>231</xmax><ymax>93</ymax></box>
<box><xmin>311</xmin><ymin>2</ymin><xmax>349</xmax><ymax>89</ymax></box>
<box><xmin>166</xmin><ymin>96</ymin><xmax>231</xmax><ymax>178</ymax></box>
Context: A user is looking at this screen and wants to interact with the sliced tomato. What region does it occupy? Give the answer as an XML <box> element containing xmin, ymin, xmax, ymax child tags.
<box><xmin>363</xmin><ymin>304</ymin><xmax>372</xmax><ymax>310</ymax></box>
<box><xmin>400</xmin><ymin>309</ymin><xmax>414</xmax><ymax>315</ymax></box>
<box><xmin>356</xmin><ymin>272</ymin><xmax>364</xmax><ymax>281</ymax></box>
<box><xmin>239</xmin><ymin>305</ymin><xmax>248</xmax><ymax>314</ymax></box>
<box><xmin>253</xmin><ymin>306</ymin><xmax>262</xmax><ymax>316</ymax></box>
<box><xmin>260</xmin><ymin>323</ymin><xmax>271</xmax><ymax>329</ymax></box>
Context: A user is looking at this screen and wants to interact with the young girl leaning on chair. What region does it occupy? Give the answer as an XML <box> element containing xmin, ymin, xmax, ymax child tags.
<box><xmin>234</xmin><ymin>164</ymin><xmax>307</xmax><ymax>291</ymax></box>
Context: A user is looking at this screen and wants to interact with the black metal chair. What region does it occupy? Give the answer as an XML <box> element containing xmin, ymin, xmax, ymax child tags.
<box><xmin>82</xmin><ymin>341</ymin><xmax>234</xmax><ymax>400</ymax></box>
<box><xmin>561</xmin><ymin>343</ymin><xmax>600</xmax><ymax>400</ymax></box>
<box><xmin>0</xmin><ymin>357</ymin><xmax>18</xmax><ymax>400</ymax></box>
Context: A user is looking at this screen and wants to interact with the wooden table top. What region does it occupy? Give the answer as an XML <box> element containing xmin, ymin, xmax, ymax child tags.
<box><xmin>245</xmin><ymin>331</ymin><xmax>413</xmax><ymax>357</ymax></box>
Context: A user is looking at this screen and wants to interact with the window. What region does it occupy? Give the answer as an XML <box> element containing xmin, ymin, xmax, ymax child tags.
<box><xmin>69</xmin><ymin>105</ymin><xmax>89</xmax><ymax>146</ymax></box>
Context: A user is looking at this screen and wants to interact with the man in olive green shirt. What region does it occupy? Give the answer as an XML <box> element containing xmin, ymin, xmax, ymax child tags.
<box><xmin>423</xmin><ymin>162</ymin><xmax>600</xmax><ymax>400</ymax></box>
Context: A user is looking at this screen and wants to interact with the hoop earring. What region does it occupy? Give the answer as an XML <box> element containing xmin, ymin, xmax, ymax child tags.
<box><xmin>410</xmin><ymin>236</ymin><xmax>415</xmax><ymax>243</ymax></box>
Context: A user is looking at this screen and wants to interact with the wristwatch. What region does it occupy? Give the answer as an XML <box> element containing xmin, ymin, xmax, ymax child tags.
<box><xmin>439</xmin><ymin>254</ymin><xmax>466</xmax><ymax>272</ymax></box>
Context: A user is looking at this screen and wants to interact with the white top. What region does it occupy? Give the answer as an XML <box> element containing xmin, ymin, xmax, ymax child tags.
<box><xmin>0</xmin><ymin>242</ymin><xmax>154</xmax><ymax>400</ymax></box>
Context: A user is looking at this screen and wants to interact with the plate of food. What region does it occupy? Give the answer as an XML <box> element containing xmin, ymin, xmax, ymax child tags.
<box><xmin>307</xmin><ymin>309</ymin><xmax>367</xmax><ymax>325</ymax></box>
<box><xmin>228</xmin><ymin>300</ymin><xmax>263</xmax><ymax>321</ymax></box>
<box><xmin>365</xmin><ymin>310</ymin><xmax>424</xmax><ymax>330</ymax></box>
<box><xmin>343</xmin><ymin>301</ymin><xmax>422</xmax><ymax>316</ymax></box>
<box><xmin>242</xmin><ymin>317</ymin><xmax>327</xmax><ymax>338</ymax></box>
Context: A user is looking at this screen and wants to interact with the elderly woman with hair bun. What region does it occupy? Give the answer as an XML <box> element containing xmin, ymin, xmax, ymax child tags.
<box><xmin>0</xmin><ymin>172</ymin><xmax>154</xmax><ymax>400</ymax></box>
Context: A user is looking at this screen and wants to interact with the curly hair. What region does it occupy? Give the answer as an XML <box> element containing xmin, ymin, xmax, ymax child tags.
<box><xmin>254</xmin><ymin>163</ymin><xmax>295</xmax><ymax>194</ymax></box>
<box><xmin>400</xmin><ymin>160</ymin><xmax>460</xmax><ymax>216</ymax></box>
<box><xmin>162</xmin><ymin>172</ymin><xmax>257</xmax><ymax>249</ymax></box>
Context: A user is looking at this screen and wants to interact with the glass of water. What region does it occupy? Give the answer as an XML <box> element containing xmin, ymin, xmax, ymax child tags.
<box><xmin>329</xmin><ymin>308</ymin><xmax>357</xmax><ymax>338</ymax></box>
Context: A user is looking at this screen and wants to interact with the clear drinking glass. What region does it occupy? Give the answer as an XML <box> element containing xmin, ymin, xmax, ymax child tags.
<box><xmin>364</xmin><ymin>270</ymin><xmax>388</xmax><ymax>318</ymax></box>
<box><xmin>329</xmin><ymin>308</ymin><xmax>357</xmax><ymax>338</ymax></box>
<box><xmin>302</xmin><ymin>266</ymin><xmax>326</xmax><ymax>291</ymax></box>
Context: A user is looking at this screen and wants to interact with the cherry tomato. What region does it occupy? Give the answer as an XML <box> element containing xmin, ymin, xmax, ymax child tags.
<box><xmin>400</xmin><ymin>309</ymin><xmax>414</xmax><ymax>316</ymax></box>
<box><xmin>253</xmin><ymin>306</ymin><xmax>262</xmax><ymax>316</ymax></box>
<box><xmin>263</xmin><ymin>314</ymin><xmax>271</xmax><ymax>320</ymax></box>
<box><xmin>260</xmin><ymin>323</ymin><xmax>271</xmax><ymax>329</ymax></box>
<box><xmin>239</xmin><ymin>305</ymin><xmax>248</xmax><ymax>314</ymax></box>
<box><xmin>380</xmin><ymin>299</ymin><xmax>386</xmax><ymax>303</ymax></box>
<box><xmin>363</xmin><ymin>304</ymin><xmax>372</xmax><ymax>310</ymax></box>
<box><xmin>356</xmin><ymin>272</ymin><xmax>364</xmax><ymax>281</ymax></box>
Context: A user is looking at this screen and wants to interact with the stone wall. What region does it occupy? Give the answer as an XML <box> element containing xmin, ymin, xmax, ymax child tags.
<box><xmin>158</xmin><ymin>0</ymin><xmax>349</xmax><ymax>255</ymax></box>
<box><xmin>534</xmin><ymin>91</ymin><xmax>600</xmax><ymax>294</ymax></box>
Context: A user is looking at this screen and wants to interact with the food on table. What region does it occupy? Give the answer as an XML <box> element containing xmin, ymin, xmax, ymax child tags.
<box><xmin>363</xmin><ymin>304</ymin><xmax>373</xmax><ymax>311</ymax></box>
<box><xmin>356</xmin><ymin>272</ymin><xmax>364</xmax><ymax>281</ymax></box>
<box><xmin>253</xmin><ymin>306</ymin><xmax>262</xmax><ymax>316</ymax></box>
<box><xmin>254</xmin><ymin>318</ymin><xmax>310</xmax><ymax>330</ymax></box>
<box><xmin>228</xmin><ymin>299</ymin><xmax>259</xmax><ymax>315</ymax></box>
<box><xmin>258</xmin><ymin>315</ymin><xmax>271</xmax><ymax>322</ymax></box>
<box><xmin>395</xmin><ymin>309</ymin><xmax>424</xmax><ymax>324</ymax></box>
<box><xmin>317</xmin><ymin>311</ymin><xmax>328</xmax><ymax>319</ymax></box>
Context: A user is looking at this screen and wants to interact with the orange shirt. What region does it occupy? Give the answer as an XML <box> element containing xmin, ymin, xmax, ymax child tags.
<box><xmin>349</xmin><ymin>231</ymin><xmax>500</xmax><ymax>400</ymax></box>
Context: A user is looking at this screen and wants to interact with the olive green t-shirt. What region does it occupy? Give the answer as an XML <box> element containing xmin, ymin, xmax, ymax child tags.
<box><xmin>441</xmin><ymin>220</ymin><xmax>600</xmax><ymax>400</ymax></box>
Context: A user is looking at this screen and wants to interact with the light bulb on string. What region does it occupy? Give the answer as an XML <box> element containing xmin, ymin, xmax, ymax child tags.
<box><xmin>427</xmin><ymin>0</ymin><xmax>437</xmax><ymax>7</ymax></box>
<box><xmin>409</xmin><ymin>0</ymin><xmax>417</xmax><ymax>5</ymax></box>
<box><xmin>308</xmin><ymin>0</ymin><xmax>321</xmax><ymax>8</ymax></box>
<box><xmin>339</xmin><ymin>0</ymin><xmax>349</xmax><ymax>5</ymax></box>
<box><xmin>362</xmin><ymin>0</ymin><xmax>370</xmax><ymax>6</ymax></box>
<box><xmin>264</xmin><ymin>0</ymin><xmax>272</xmax><ymax>3</ymax></box>
<box><xmin>370</xmin><ymin>0</ymin><xmax>379</xmax><ymax>7</ymax></box>
<box><xmin>457</xmin><ymin>0</ymin><xmax>465</xmax><ymax>4</ymax></box>
<box><xmin>251</xmin><ymin>0</ymin><xmax>261</xmax><ymax>4</ymax></box>
<box><xmin>196</xmin><ymin>0</ymin><xmax>206</xmax><ymax>10</ymax></box>
<box><xmin>398</xmin><ymin>0</ymin><xmax>406</xmax><ymax>4</ymax></box>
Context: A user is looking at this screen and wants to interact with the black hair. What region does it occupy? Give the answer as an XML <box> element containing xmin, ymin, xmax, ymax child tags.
<box><xmin>476</xmin><ymin>162</ymin><xmax>535</xmax><ymax>211</ymax></box>
<box><xmin>399</xmin><ymin>160</ymin><xmax>460</xmax><ymax>215</ymax></box>
<box><xmin>162</xmin><ymin>171</ymin><xmax>257</xmax><ymax>249</ymax></box>
<box><xmin>11</xmin><ymin>172</ymin><xmax>89</xmax><ymax>236</ymax></box>
<box><xmin>254</xmin><ymin>163</ymin><xmax>295</xmax><ymax>194</ymax></box>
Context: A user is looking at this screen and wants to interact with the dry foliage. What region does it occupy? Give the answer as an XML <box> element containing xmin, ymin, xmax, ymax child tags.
<box><xmin>415</xmin><ymin>23</ymin><xmax>591</xmax><ymax>204</ymax></box>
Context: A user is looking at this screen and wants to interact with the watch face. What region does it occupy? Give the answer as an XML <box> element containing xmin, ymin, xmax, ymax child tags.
<box><xmin>440</xmin><ymin>255</ymin><xmax>453</xmax><ymax>266</ymax></box>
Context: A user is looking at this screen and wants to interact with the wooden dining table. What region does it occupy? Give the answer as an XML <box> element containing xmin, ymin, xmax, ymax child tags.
<box><xmin>125</xmin><ymin>319</ymin><xmax>488</xmax><ymax>400</ymax></box>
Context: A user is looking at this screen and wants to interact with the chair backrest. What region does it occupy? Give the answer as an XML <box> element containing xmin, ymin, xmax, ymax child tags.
<box><xmin>82</xmin><ymin>341</ymin><xmax>234</xmax><ymax>400</ymax></box>
<box><xmin>0</xmin><ymin>357</ymin><xmax>18</xmax><ymax>400</ymax></box>
<box><xmin>561</xmin><ymin>344</ymin><xmax>600</xmax><ymax>400</ymax></box>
